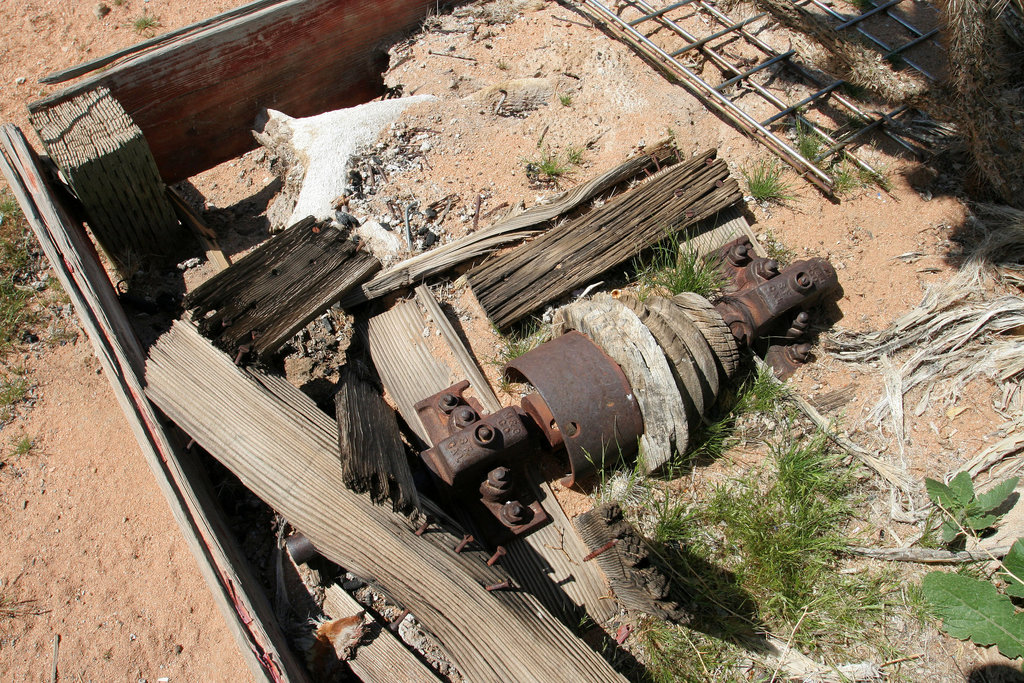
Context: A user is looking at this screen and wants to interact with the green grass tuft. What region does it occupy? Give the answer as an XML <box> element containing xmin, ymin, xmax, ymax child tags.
<box><xmin>10</xmin><ymin>434</ymin><xmax>33</xmax><ymax>458</ymax></box>
<box><xmin>496</xmin><ymin>59</ymin><xmax>511</xmax><ymax>71</ymax></box>
<box><xmin>559</xmin><ymin>93</ymin><xmax>573</xmax><ymax>107</ymax></box>
<box><xmin>741</xmin><ymin>159</ymin><xmax>795</xmax><ymax>204</ymax></box>
<box><xmin>132</xmin><ymin>13</ymin><xmax>160</xmax><ymax>34</ymax></box>
<box><xmin>795</xmin><ymin>120</ymin><xmax>824</xmax><ymax>163</ymax></box>
<box><xmin>633</xmin><ymin>231</ymin><xmax>725</xmax><ymax>300</ymax></box>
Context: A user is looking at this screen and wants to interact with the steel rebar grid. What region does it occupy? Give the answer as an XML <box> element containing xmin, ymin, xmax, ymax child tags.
<box><xmin>670</xmin><ymin>12</ymin><xmax>768</xmax><ymax>55</ymax></box>
<box><xmin>623</xmin><ymin>0</ymin><xmax>888</xmax><ymax>180</ymax></box>
<box><xmin>835</xmin><ymin>0</ymin><xmax>904</xmax><ymax>30</ymax></box>
<box><xmin>855</xmin><ymin>0</ymin><xmax>944</xmax><ymax>50</ymax></box>
<box><xmin>627</xmin><ymin>0</ymin><xmax>700</xmax><ymax>25</ymax></box>
<box><xmin>580</xmin><ymin>0</ymin><xmax>836</xmax><ymax>192</ymax></box>
<box><xmin>800</xmin><ymin>0</ymin><xmax>937</xmax><ymax>79</ymax></box>
<box><xmin>695</xmin><ymin>0</ymin><xmax>922</xmax><ymax>157</ymax></box>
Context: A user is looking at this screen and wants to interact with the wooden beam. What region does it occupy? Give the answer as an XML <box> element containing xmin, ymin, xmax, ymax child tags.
<box><xmin>28</xmin><ymin>0</ymin><xmax>442</xmax><ymax>184</ymax></box>
<box><xmin>184</xmin><ymin>216</ymin><xmax>380</xmax><ymax>360</ymax></box>
<box><xmin>335</xmin><ymin>364</ymin><xmax>420</xmax><ymax>512</ymax></box>
<box><xmin>29</xmin><ymin>87</ymin><xmax>185</xmax><ymax>264</ymax></box>
<box><xmin>145</xmin><ymin>320</ymin><xmax>626</xmax><ymax>682</ymax></box>
<box><xmin>343</xmin><ymin>143</ymin><xmax>679</xmax><ymax>306</ymax></box>
<box><xmin>468</xmin><ymin>152</ymin><xmax>743</xmax><ymax>329</ymax></box>
<box><xmin>0</xmin><ymin>123</ymin><xmax>308</xmax><ymax>682</ymax></box>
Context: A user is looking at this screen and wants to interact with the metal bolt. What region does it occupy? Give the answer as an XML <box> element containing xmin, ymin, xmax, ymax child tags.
<box><xmin>389</xmin><ymin>609</ymin><xmax>409</xmax><ymax>633</ymax></box>
<box><xmin>726</xmin><ymin>243</ymin><xmax>751</xmax><ymax>267</ymax></box>
<box><xmin>484</xmin><ymin>580</ymin><xmax>511</xmax><ymax>592</ymax></box>
<box><xmin>487</xmin><ymin>467</ymin><xmax>511</xmax><ymax>487</ymax></box>
<box><xmin>501</xmin><ymin>501</ymin><xmax>527</xmax><ymax>526</ymax></box>
<box><xmin>583</xmin><ymin>538</ymin><xmax>619</xmax><ymax>562</ymax></box>
<box><xmin>753</xmin><ymin>258</ymin><xmax>780</xmax><ymax>281</ymax></box>
<box><xmin>454</xmin><ymin>534</ymin><xmax>473</xmax><ymax>553</ymax></box>
<box><xmin>453</xmin><ymin>406</ymin><xmax>478</xmax><ymax>428</ymax></box>
<box><xmin>473</xmin><ymin>423</ymin><xmax>496</xmax><ymax>446</ymax></box>
<box><xmin>486</xmin><ymin>546</ymin><xmax>507</xmax><ymax>567</ymax></box>
<box><xmin>438</xmin><ymin>393</ymin><xmax>459</xmax><ymax>414</ymax></box>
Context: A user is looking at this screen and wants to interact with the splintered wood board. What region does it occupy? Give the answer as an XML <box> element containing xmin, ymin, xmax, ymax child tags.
<box><xmin>368</xmin><ymin>289</ymin><xmax>618</xmax><ymax>624</ymax></box>
<box><xmin>468</xmin><ymin>151</ymin><xmax>743</xmax><ymax>328</ymax></box>
<box><xmin>29</xmin><ymin>86</ymin><xmax>184</xmax><ymax>261</ymax></box>
<box><xmin>0</xmin><ymin>124</ymin><xmax>307</xmax><ymax>682</ymax></box>
<box><xmin>145</xmin><ymin>320</ymin><xmax>624</xmax><ymax>682</ymax></box>
<box><xmin>185</xmin><ymin>216</ymin><xmax>379</xmax><ymax>360</ymax></box>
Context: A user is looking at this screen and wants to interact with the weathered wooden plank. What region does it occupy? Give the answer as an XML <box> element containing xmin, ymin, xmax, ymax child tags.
<box><xmin>335</xmin><ymin>365</ymin><xmax>420</xmax><ymax>512</ymax></box>
<box><xmin>414</xmin><ymin>285</ymin><xmax>501</xmax><ymax>415</ymax></box>
<box><xmin>321</xmin><ymin>584</ymin><xmax>441</xmax><ymax>683</ymax></box>
<box><xmin>343</xmin><ymin>143</ymin><xmax>679</xmax><ymax>306</ymax></box>
<box><xmin>468</xmin><ymin>151</ymin><xmax>743</xmax><ymax>328</ymax></box>
<box><xmin>367</xmin><ymin>301</ymin><xmax>454</xmax><ymax>443</ymax></box>
<box><xmin>185</xmin><ymin>216</ymin><xmax>380</xmax><ymax>359</ymax></box>
<box><xmin>145</xmin><ymin>320</ymin><xmax>626</xmax><ymax>682</ymax></box>
<box><xmin>28</xmin><ymin>87</ymin><xmax>185</xmax><ymax>264</ymax></box>
<box><xmin>368</xmin><ymin>294</ymin><xmax>619</xmax><ymax>625</ymax></box>
<box><xmin>29</xmin><ymin>0</ymin><xmax>443</xmax><ymax>184</ymax></box>
<box><xmin>0</xmin><ymin>124</ymin><xmax>307</xmax><ymax>682</ymax></box>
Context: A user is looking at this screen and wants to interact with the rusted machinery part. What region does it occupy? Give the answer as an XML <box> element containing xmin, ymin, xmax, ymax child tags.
<box><xmin>713</xmin><ymin>235</ymin><xmax>781</xmax><ymax>292</ymax></box>
<box><xmin>504</xmin><ymin>330</ymin><xmax>644</xmax><ymax>488</ymax></box>
<box><xmin>554</xmin><ymin>295</ymin><xmax>690</xmax><ymax>474</ymax></box>
<box><xmin>645</xmin><ymin>296</ymin><xmax>721</xmax><ymax>413</ymax></box>
<box><xmin>574</xmin><ymin>502</ymin><xmax>690</xmax><ymax>623</ymax></box>
<box><xmin>612</xmin><ymin>289</ymin><xmax>703</xmax><ymax>424</ymax></box>
<box><xmin>714</xmin><ymin>258</ymin><xmax>840</xmax><ymax>348</ymax></box>
<box><xmin>671</xmin><ymin>292</ymin><xmax>741</xmax><ymax>381</ymax></box>
<box><xmin>763</xmin><ymin>342</ymin><xmax>813</xmax><ymax>380</ymax></box>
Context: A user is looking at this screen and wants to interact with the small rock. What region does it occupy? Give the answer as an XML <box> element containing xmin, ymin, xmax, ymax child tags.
<box><xmin>423</xmin><ymin>231</ymin><xmax>438</xmax><ymax>248</ymax></box>
<box><xmin>95</xmin><ymin>3</ymin><xmax>111</xmax><ymax>19</ymax></box>
<box><xmin>176</xmin><ymin>257</ymin><xmax>201</xmax><ymax>271</ymax></box>
<box><xmin>14</xmin><ymin>77</ymin><xmax>26</xmax><ymax>85</ymax></box>
<box><xmin>419</xmin><ymin>141</ymin><xmax>432</xmax><ymax>153</ymax></box>
<box><xmin>21</xmin><ymin>331</ymin><xmax>38</xmax><ymax>344</ymax></box>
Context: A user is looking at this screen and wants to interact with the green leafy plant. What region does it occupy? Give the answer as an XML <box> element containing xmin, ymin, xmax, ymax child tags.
<box><xmin>922</xmin><ymin>476</ymin><xmax>1024</xmax><ymax>660</ymax></box>
<box><xmin>559</xmin><ymin>93</ymin><xmax>573</xmax><ymax>107</ymax></box>
<box><xmin>925</xmin><ymin>472</ymin><xmax>1019</xmax><ymax>544</ymax></box>
<box><xmin>923</xmin><ymin>562</ymin><xmax>1024</xmax><ymax>659</ymax></box>
<box><xmin>740</xmin><ymin>159</ymin><xmax>795</xmax><ymax>204</ymax></box>
<box><xmin>522</xmin><ymin>146</ymin><xmax>584</xmax><ymax>184</ymax></box>
<box><xmin>0</xmin><ymin>369</ymin><xmax>29</xmax><ymax>423</ymax></box>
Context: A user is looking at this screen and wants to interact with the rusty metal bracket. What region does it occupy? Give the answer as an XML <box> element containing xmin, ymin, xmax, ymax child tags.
<box><xmin>414</xmin><ymin>384</ymin><xmax>548</xmax><ymax>542</ymax></box>
<box><xmin>504</xmin><ymin>330</ymin><xmax>644</xmax><ymax>488</ymax></box>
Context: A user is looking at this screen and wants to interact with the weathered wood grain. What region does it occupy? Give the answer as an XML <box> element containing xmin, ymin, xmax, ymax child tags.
<box><xmin>0</xmin><ymin>124</ymin><xmax>306</xmax><ymax>682</ymax></box>
<box><xmin>368</xmin><ymin>293</ymin><xmax>619</xmax><ymax>625</ymax></box>
<box><xmin>29</xmin><ymin>87</ymin><xmax>184</xmax><ymax>263</ymax></box>
<box><xmin>343</xmin><ymin>143</ymin><xmax>680</xmax><ymax>306</ymax></box>
<box><xmin>185</xmin><ymin>216</ymin><xmax>380</xmax><ymax>360</ymax></box>
<box><xmin>29</xmin><ymin>0</ymin><xmax>443</xmax><ymax>184</ymax></box>
<box><xmin>145</xmin><ymin>320</ymin><xmax>626</xmax><ymax>682</ymax></box>
<box><xmin>335</xmin><ymin>365</ymin><xmax>420</xmax><ymax>513</ymax></box>
<box><xmin>468</xmin><ymin>151</ymin><xmax>743</xmax><ymax>329</ymax></box>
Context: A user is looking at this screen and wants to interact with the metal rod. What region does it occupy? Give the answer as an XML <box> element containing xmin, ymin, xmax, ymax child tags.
<box><xmin>628</xmin><ymin>0</ymin><xmax>865</xmax><ymax>176</ymax></box>
<box><xmin>812</xmin><ymin>114</ymin><xmax>888</xmax><ymax>163</ymax></box>
<box><xmin>886</xmin><ymin>28</ymin><xmax>939</xmax><ymax>58</ymax></box>
<box><xmin>581</xmin><ymin>0</ymin><xmax>835</xmax><ymax>191</ymax></box>
<box><xmin>714</xmin><ymin>50</ymin><xmax>795</xmax><ymax>90</ymax></box>
<box><xmin>670</xmin><ymin>12</ymin><xmax>767</xmax><ymax>56</ymax></box>
<box><xmin>760</xmin><ymin>81</ymin><xmax>843</xmax><ymax>126</ymax></box>
<box><xmin>803</xmin><ymin>0</ymin><xmax>935</xmax><ymax>79</ymax></box>
<box><xmin>626</xmin><ymin>0</ymin><xmax>700</xmax><ymax>26</ymax></box>
<box><xmin>697</xmin><ymin>0</ymin><xmax>920</xmax><ymax>157</ymax></box>
<box><xmin>835</xmin><ymin>0</ymin><xmax>903</xmax><ymax>30</ymax></box>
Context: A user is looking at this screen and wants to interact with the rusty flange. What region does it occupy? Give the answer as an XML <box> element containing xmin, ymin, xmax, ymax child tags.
<box><xmin>504</xmin><ymin>330</ymin><xmax>644</xmax><ymax>487</ymax></box>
